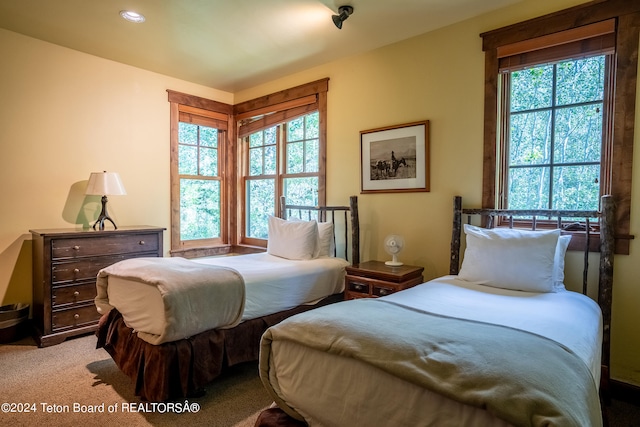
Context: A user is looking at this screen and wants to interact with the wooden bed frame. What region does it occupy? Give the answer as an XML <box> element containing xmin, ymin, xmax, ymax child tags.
<box><xmin>449</xmin><ymin>194</ymin><xmax>615</xmax><ymax>405</ymax></box>
<box><xmin>96</xmin><ymin>196</ymin><xmax>359</xmax><ymax>402</ymax></box>
<box><xmin>255</xmin><ymin>194</ymin><xmax>616</xmax><ymax>427</ymax></box>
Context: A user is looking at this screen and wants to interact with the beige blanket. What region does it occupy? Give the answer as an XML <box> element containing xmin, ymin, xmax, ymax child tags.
<box><xmin>260</xmin><ymin>298</ymin><xmax>602</xmax><ymax>427</ymax></box>
<box><xmin>96</xmin><ymin>257</ymin><xmax>245</xmax><ymax>345</ymax></box>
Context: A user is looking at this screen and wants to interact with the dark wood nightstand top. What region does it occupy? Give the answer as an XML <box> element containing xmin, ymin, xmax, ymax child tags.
<box><xmin>346</xmin><ymin>260</ymin><xmax>424</xmax><ymax>283</ymax></box>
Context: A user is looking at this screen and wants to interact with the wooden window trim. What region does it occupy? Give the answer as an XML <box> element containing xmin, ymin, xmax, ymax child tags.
<box><xmin>168</xmin><ymin>90</ymin><xmax>234</xmax><ymax>256</ymax></box>
<box><xmin>481</xmin><ymin>0</ymin><xmax>640</xmax><ymax>254</ymax></box>
<box><xmin>235</xmin><ymin>79</ymin><xmax>329</xmax><ymax>247</ymax></box>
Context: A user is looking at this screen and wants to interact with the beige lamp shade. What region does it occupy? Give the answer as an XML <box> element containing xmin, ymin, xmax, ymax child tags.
<box><xmin>85</xmin><ymin>171</ymin><xmax>127</xmax><ymax>196</ymax></box>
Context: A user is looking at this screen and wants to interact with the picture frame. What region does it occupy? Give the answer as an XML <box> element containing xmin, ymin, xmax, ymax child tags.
<box><xmin>360</xmin><ymin>120</ymin><xmax>430</xmax><ymax>193</ymax></box>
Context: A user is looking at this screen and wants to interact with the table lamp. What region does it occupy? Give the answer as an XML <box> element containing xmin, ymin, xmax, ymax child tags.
<box><xmin>85</xmin><ymin>171</ymin><xmax>127</xmax><ymax>230</ymax></box>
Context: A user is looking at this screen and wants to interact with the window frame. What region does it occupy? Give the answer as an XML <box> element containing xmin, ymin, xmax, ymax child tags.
<box><xmin>168</xmin><ymin>90</ymin><xmax>234</xmax><ymax>257</ymax></box>
<box><xmin>499</xmin><ymin>53</ymin><xmax>611</xmax><ymax>215</ymax></box>
<box><xmin>234</xmin><ymin>79</ymin><xmax>328</xmax><ymax>248</ymax></box>
<box><xmin>481</xmin><ymin>1</ymin><xmax>640</xmax><ymax>254</ymax></box>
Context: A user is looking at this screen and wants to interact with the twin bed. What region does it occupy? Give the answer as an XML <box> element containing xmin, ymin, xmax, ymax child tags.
<box><xmin>96</xmin><ymin>194</ymin><xmax>614</xmax><ymax>426</ymax></box>
<box><xmin>258</xmin><ymin>195</ymin><xmax>615</xmax><ymax>427</ymax></box>
<box><xmin>95</xmin><ymin>197</ymin><xmax>359</xmax><ymax>401</ymax></box>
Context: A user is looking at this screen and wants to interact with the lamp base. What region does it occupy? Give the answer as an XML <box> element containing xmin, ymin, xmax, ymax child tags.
<box><xmin>92</xmin><ymin>195</ymin><xmax>118</xmax><ymax>230</ymax></box>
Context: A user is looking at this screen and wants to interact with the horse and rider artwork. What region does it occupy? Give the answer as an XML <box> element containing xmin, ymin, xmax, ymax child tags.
<box><xmin>369</xmin><ymin>136</ymin><xmax>417</xmax><ymax>181</ymax></box>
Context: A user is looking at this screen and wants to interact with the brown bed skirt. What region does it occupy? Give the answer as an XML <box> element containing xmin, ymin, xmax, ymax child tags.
<box><xmin>254</xmin><ymin>407</ymin><xmax>307</xmax><ymax>427</ymax></box>
<box><xmin>96</xmin><ymin>293</ymin><xmax>344</xmax><ymax>402</ymax></box>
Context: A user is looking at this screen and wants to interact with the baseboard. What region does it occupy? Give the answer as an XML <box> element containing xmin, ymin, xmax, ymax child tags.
<box><xmin>611</xmin><ymin>379</ymin><xmax>640</xmax><ymax>406</ymax></box>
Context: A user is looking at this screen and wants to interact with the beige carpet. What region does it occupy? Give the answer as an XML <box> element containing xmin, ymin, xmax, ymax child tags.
<box><xmin>0</xmin><ymin>334</ymin><xmax>272</xmax><ymax>427</ymax></box>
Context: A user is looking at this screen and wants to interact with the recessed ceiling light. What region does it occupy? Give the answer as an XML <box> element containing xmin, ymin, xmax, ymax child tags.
<box><xmin>119</xmin><ymin>10</ymin><xmax>145</xmax><ymax>23</ymax></box>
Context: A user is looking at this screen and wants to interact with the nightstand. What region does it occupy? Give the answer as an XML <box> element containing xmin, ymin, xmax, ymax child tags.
<box><xmin>344</xmin><ymin>260</ymin><xmax>424</xmax><ymax>300</ymax></box>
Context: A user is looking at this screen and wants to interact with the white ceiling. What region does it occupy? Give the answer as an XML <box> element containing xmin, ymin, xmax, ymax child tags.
<box><xmin>0</xmin><ymin>0</ymin><xmax>521</xmax><ymax>92</ymax></box>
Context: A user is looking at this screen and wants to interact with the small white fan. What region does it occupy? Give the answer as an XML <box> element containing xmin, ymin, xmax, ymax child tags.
<box><xmin>383</xmin><ymin>234</ymin><xmax>405</xmax><ymax>266</ymax></box>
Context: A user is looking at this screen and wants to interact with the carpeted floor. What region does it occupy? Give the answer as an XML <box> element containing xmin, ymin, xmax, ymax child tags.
<box><xmin>0</xmin><ymin>334</ymin><xmax>272</xmax><ymax>427</ymax></box>
<box><xmin>1</xmin><ymin>333</ymin><xmax>638</xmax><ymax>426</ymax></box>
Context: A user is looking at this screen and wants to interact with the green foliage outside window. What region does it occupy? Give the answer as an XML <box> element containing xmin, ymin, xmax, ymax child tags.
<box><xmin>246</xmin><ymin>112</ymin><xmax>320</xmax><ymax>238</ymax></box>
<box><xmin>178</xmin><ymin>123</ymin><xmax>221</xmax><ymax>240</ymax></box>
<box><xmin>507</xmin><ymin>55</ymin><xmax>605</xmax><ymax>211</ymax></box>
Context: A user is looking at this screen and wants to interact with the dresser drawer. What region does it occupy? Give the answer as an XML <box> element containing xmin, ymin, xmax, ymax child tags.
<box><xmin>51</xmin><ymin>233</ymin><xmax>159</xmax><ymax>259</ymax></box>
<box><xmin>52</xmin><ymin>304</ymin><xmax>102</xmax><ymax>332</ymax></box>
<box><xmin>52</xmin><ymin>283</ymin><xmax>97</xmax><ymax>308</ymax></box>
<box><xmin>372</xmin><ymin>285</ymin><xmax>395</xmax><ymax>297</ymax></box>
<box><xmin>51</xmin><ymin>253</ymin><xmax>148</xmax><ymax>284</ymax></box>
<box><xmin>346</xmin><ymin>277</ymin><xmax>372</xmax><ymax>296</ymax></box>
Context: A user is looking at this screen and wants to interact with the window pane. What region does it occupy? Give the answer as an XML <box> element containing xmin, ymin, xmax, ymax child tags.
<box><xmin>305</xmin><ymin>112</ymin><xmax>319</xmax><ymax>139</ymax></box>
<box><xmin>264</xmin><ymin>145</ymin><xmax>277</xmax><ymax>175</ymax></box>
<box><xmin>287</xmin><ymin>142</ymin><xmax>304</xmax><ymax>173</ymax></box>
<box><xmin>509</xmin><ymin>110</ymin><xmax>551</xmax><ymax>166</ymax></box>
<box><xmin>249</xmin><ymin>132</ymin><xmax>263</xmax><ymax>148</ymax></box>
<box><xmin>179</xmin><ymin>122</ymin><xmax>197</xmax><ymax>145</ymax></box>
<box><xmin>552</xmin><ymin>165</ymin><xmax>600</xmax><ymax>211</ymax></box>
<box><xmin>179</xmin><ymin>145</ymin><xmax>198</xmax><ymax>175</ymax></box>
<box><xmin>554</xmin><ymin>105</ymin><xmax>602</xmax><ymax>164</ymax></box>
<box><xmin>510</xmin><ymin>65</ymin><xmax>553</xmax><ymax>112</ymax></box>
<box><xmin>249</xmin><ymin>147</ymin><xmax>263</xmax><ymax>176</ymax></box>
<box><xmin>508</xmin><ymin>167</ymin><xmax>550</xmax><ymax>209</ymax></box>
<box><xmin>180</xmin><ymin>179</ymin><xmax>220</xmax><ymax>240</ymax></box>
<box><xmin>556</xmin><ymin>56</ymin><xmax>605</xmax><ymax>106</ymax></box>
<box><xmin>199</xmin><ymin>147</ymin><xmax>218</xmax><ymax>176</ymax></box>
<box><xmin>284</xmin><ymin>177</ymin><xmax>318</xmax><ymax>206</ymax></box>
<box><xmin>247</xmin><ymin>179</ymin><xmax>275</xmax><ymax>239</ymax></box>
<box><xmin>264</xmin><ymin>127</ymin><xmax>277</xmax><ymax>145</ymax></box>
<box><xmin>200</xmin><ymin>126</ymin><xmax>218</xmax><ymax>148</ymax></box>
<box><xmin>305</xmin><ymin>139</ymin><xmax>319</xmax><ymax>172</ymax></box>
<box><xmin>287</xmin><ymin>117</ymin><xmax>304</xmax><ymax>141</ymax></box>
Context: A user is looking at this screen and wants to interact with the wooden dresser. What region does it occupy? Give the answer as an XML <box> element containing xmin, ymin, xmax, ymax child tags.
<box><xmin>345</xmin><ymin>260</ymin><xmax>424</xmax><ymax>300</ymax></box>
<box><xmin>30</xmin><ymin>226</ymin><xmax>164</xmax><ymax>347</ymax></box>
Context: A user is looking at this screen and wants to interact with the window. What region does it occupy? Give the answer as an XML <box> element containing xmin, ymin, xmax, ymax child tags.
<box><xmin>481</xmin><ymin>4</ymin><xmax>639</xmax><ymax>254</ymax></box>
<box><xmin>244</xmin><ymin>112</ymin><xmax>320</xmax><ymax>240</ymax></box>
<box><xmin>235</xmin><ymin>79</ymin><xmax>328</xmax><ymax>247</ymax></box>
<box><xmin>178</xmin><ymin>122</ymin><xmax>222</xmax><ymax>240</ymax></box>
<box><xmin>503</xmin><ymin>55</ymin><xmax>607</xmax><ymax>212</ymax></box>
<box><xmin>168</xmin><ymin>91</ymin><xmax>233</xmax><ymax>256</ymax></box>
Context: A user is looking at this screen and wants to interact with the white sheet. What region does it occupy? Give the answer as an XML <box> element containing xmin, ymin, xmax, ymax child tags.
<box><xmin>105</xmin><ymin>253</ymin><xmax>348</xmax><ymax>337</ymax></box>
<box><xmin>266</xmin><ymin>276</ymin><xmax>603</xmax><ymax>427</ymax></box>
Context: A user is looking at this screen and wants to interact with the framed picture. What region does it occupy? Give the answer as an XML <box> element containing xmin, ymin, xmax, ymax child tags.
<box><xmin>360</xmin><ymin>120</ymin><xmax>430</xmax><ymax>193</ymax></box>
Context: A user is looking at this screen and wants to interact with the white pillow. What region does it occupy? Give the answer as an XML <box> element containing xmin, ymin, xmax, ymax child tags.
<box><xmin>316</xmin><ymin>222</ymin><xmax>335</xmax><ymax>258</ymax></box>
<box><xmin>553</xmin><ymin>235</ymin><xmax>571</xmax><ymax>291</ymax></box>
<box><xmin>458</xmin><ymin>225</ymin><xmax>561</xmax><ymax>293</ymax></box>
<box><xmin>267</xmin><ymin>216</ymin><xmax>318</xmax><ymax>260</ymax></box>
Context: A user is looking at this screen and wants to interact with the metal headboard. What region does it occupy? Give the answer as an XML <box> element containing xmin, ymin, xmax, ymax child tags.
<box><xmin>279</xmin><ymin>195</ymin><xmax>360</xmax><ymax>265</ymax></box>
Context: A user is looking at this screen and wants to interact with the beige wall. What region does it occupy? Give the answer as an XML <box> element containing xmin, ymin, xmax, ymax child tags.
<box><xmin>2</xmin><ymin>0</ymin><xmax>639</xmax><ymax>386</ymax></box>
<box><xmin>0</xmin><ymin>27</ymin><xmax>232</xmax><ymax>305</ymax></box>
<box><xmin>235</xmin><ymin>0</ymin><xmax>640</xmax><ymax>386</ymax></box>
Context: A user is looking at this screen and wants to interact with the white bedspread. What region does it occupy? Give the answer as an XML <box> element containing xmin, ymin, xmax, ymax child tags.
<box><xmin>96</xmin><ymin>257</ymin><xmax>245</xmax><ymax>345</ymax></box>
<box><xmin>100</xmin><ymin>253</ymin><xmax>348</xmax><ymax>344</ymax></box>
<box><xmin>261</xmin><ymin>276</ymin><xmax>603</xmax><ymax>427</ymax></box>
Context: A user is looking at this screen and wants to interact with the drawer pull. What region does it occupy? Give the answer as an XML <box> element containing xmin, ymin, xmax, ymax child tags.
<box><xmin>73</xmin><ymin>291</ymin><xmax>80</xmax><ymax>297</ymax></box>
<box><xmin>74</xmin><ymin>314</ymin><xmax>80</xmax><ymax>320</ymax></box>
<box><xmin>379</xmin><ymin>288</ymin><xmax>390</xmax><ymax>296</ymax></box>
<box><xmin>73</xmin><ymin>268</ymin><xmax>80</xmax><ymax>274</ymax></box>
<box><xmin>139</xmin><ymin>240</ymin><xmax>145</xmax><ymax>245</ymax></box>
<box><xmin>73</xmin><ymin>245</ymin><xmax>80</xmax><ymax>251</ymax></box>
<box><xmin>353</xmin><ymin>283</ymin><xmax>366</xmax><ymax>291</ymax></box>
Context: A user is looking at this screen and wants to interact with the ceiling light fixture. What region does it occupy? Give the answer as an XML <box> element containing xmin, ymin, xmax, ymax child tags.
<box><xmin>119</xmin><ymin>10</ymin><xmax>146</xmax><ymax>23</ymax></box>
<box><xmin>332</xmin><ymin>5</ymin><xmax>353</xmax><ymax>30</ymax></box>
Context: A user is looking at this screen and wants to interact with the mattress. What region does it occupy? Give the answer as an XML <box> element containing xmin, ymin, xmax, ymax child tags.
<box><xmin>105</xmin><ymin>253</ymin><xmax>348</xmax><ymax>338</ymax></box>
<box><xmin>263</xmin><ymin>276</ymin><xmax>603</xmax><ymax>426</ymax></box>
